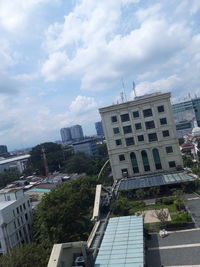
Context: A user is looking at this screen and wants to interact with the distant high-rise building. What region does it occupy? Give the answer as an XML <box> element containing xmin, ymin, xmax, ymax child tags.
<box><xmin>0</xmin><ymin>145</ymin><xmax>8</xmax><ymax>156</ymax></box>
<box><xmin>172</xmin><ymin>97</ymin><xmax>200</xmax><ymax>138</ymax></box>
<box><xmin>60</xmin><ymin>128</ymin><xmax>72</xmax><ymax>143</ymax></box>
<box><xmin>73</xmin><ymin>139</ymin><xmax>98</xmax><ymax>156</ymax></box>
<box><xmin>95</xmin><ymin>121</ymin><xmax>104</xmax><ymax>137</ymax></box>
<box><xmin>70</xmin><ymin>125</ymin><xmax>84</xmax><ymax>140</ymax></box>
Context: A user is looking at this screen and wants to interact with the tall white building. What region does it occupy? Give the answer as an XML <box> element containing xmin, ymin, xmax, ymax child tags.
<box><xmin>0</xmin><ymin>188</ymin><xmax>32</xmax><ymax>254</ymax></box>
<box><xmin>99</xmin><ymin>92</ymin><xmax>183</xmax><ymax>180</ymax></box>
<box><xmin>70</xmin><ymin>125</ymin><xmax>84</xmax><ymax>140</ymax></box>
<box><xmin>60</xmin><ymin>127</ymin><xmax>72</xmax><ymax>143</ymax></box>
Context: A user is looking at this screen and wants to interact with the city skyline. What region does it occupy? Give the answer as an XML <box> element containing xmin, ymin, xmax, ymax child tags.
<box><xmin>0</xmin><ymin>0</ymin><xmax>200</xmax><ymax>150</ymax></box>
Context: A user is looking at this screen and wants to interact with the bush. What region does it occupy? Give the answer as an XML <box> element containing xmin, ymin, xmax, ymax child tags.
<box><xmin>174</xmin><ymin>199</ymin><xmax>185</xmax><ymax>211</ymax></box>
<box><xmin>156</xmin><ymin>197</ymin><xmax>174</xmax><ymax>205</ymax></box>
<box><xmin>172</xmin><ymin>213</ymin><xmax>191</xmax><ymax>223</ymax></box>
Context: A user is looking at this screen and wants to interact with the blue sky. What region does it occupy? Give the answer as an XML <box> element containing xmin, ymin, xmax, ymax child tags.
<box><xmin>0</xmin><ymin>0</ymin><xmax>200</xmax><ymax>150</ymax></box>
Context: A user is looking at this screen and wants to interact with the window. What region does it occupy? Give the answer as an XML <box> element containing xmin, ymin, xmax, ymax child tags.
<box><xmin>130</xmin><ymin>152</ymin><xmax>139</xmax><ymax>173</ymax></box>
<box><xmin>25</xmin><ymin>213</ymin><xmax>28</xmax><ymax>221</ymax></box>
<box><xmin>143</xmin><ymin>108</ymin><xmax>152</xmax><ymax>117</ymax></box>
<box><xmin>27</xmin><ymin>201</ymin><xmax>30</xmax><ymax>207</ymax></box>
<box><xmin>135</xmin><ymin>123</ymin><xmax>142</xmax><ymax>130</ymax></box>
<box><xmin>133</xmin><ymin>111</ymin><xmax>139</xmax><ymax>118</ymax></box>
<box><xmin>123</xmin><ymin>125</ymin><xmax>132</xmax><ymax>134</ymax></box>
<box><xmin>21</xmin><ymin>217</ymin><xmax>23</xmax><ymax>224</ymax></box>
<box><xmin>166</xmin><ymin>146</ymin><xmax>173</xmax><ymax>153</ymax></box>
<box><xmin>121</xmin><ymin>168</ymin><xmax>128</xmax><ymax>177</ymax></box>
<box><xmin>115</xmin><ymin>139</ymin><xmax>122</xmax><ymax>146</ymax></box>
<box><xmin>169</xmin><ymin>161</ymin><xmax>176</xmax><ymax>168</ymax></box>
<box><xmin>7</xmin><ymin>196</ymin><xmax>11</xmax><ymax>201</ymax></box>
<box><xmin>19</xmin><ymin>230</ymin><xmax>22</xmax><ymax>238</ymax></box>
<box><xmin>160</xmin><ymin>118</ymin><xmax>167</xmax><ymax>125</ymax></box>
<box><xmin>20</xmin><ymin>205</ymin><xmax>22</xmax><ymax>212</ymax></box>
<box><xmin>119</xmin><ymin>154</ymin><xmax>125</xmax><ymax>161</ymax></box>
<box><xmin>16</xmin><ymin>233</ymin><xmax>19</xmax><ymax>241</ymax></box>
<box><xmin>152</xmin><ymin>148</ymin><xmax>162</xmax><ymax>170</ymax></box>
<box><xmin>13</xmin><ymin>210</ymin><xmax>15</xmax><ymax>217</ymax></box>
<box><xmin>113</xmin><ymin>127</ymin><xmax>120</xmax><ymax>134</ymax></box>
<box><xmin>111</xmin><ymin>116</ymin><xmax>117</xmax><ymax>123</ymax></box>
<box><xmin>162</xmin><ymin>130</ymin><xmax>170</xmax><ymax>137</ymax></box>
<box><xmin>18</xmin><ymin>219</ymin><xmax>20</xmax><ymax>227</ymax></box>
<box><xmin>137</xmin><ymin>135</ymin><xmax>144</xmax><ymax>142</ymax></box>
<box><xmin>141</xmin><ymin>150</ymin><xmax>150</xmax><ymax>171</ymax></box>
<box><xmin>158</xmin><ymin>105</ymin><xmax>164</xmax><ymax>112</ymax></box>
<box><xmin>148</xmin><ymin>133</ymin><xmax>158</xmax><ymax>142</ymax></box>
<box><xmin>17</xmin><ymin>207</ymin><xmax>19</xmax><ymax>214</ymax></box>
<box><xmin>120</xmin><ymin>113</ymin><xmax>130</xmax><ymax>122</ymax></box>
<box><xmin>14</xmin><ymin>221</ymin><xmax>16</xmax><ymax>229</ymax></box>
<box><xmin>145</xmin><ymin>120</ymin><xmax>155</xmax><ymax>129</ymax></box>
<box><xmin>23</xmin><ymin>203</ymin><xmax>26</xmax><ymax>210</ymax></box>
<box><xmin>125</xmin><ymin>137</ymin><xmax>134</xmax><ymax>146</ymax></box>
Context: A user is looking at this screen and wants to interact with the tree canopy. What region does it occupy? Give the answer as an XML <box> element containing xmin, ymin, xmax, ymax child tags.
<box><xmin>0</xmin><ymin>168</ymin><xmax>20</xmax><ymax>188</ymax></box>
<box><xmin>33</xmin><ymin>175</ymin><xmax>97</xmax><ymax>248</ymax></box>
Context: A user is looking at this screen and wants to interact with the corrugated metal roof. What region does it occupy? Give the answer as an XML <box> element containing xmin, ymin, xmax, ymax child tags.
<box><xmin>94</xmin><ymin>215</ymin><xmax>144</xmax><ymax>267</ymax></box>
<box><xmin>119</xmin><ymin>172</ymin><xmax>195</xmax><ymax>191</ymax></box>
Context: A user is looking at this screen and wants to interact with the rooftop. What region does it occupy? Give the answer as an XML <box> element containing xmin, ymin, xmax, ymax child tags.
<box><xmin>0</xmin><ymin>187</ymin><xmax>24</xmax><ymax>194</ymax></box>
<box><xmin>94</xmin><ymin>215</ymin><xmax>144</xmax><ymax>267</ymax></box>
<box><xmin>0</xmin><ymin>200</ymin><xmax>16</xmax><ymax>210</ymax></box>
<box><xmin>0</xmin><ymin>154</ymin><xmax>30</xmax><ymax>165</ymax></box>
<box><xmin>119</xmin><ymin>172</ymin><xmax>195</xmax><ymax>191</ymax></box>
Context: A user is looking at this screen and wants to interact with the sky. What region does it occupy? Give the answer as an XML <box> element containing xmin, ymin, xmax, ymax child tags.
<box><xmin>0</xmin><ymin>0</ymin><xmax>200</xmax><ymax>151</ymax></box>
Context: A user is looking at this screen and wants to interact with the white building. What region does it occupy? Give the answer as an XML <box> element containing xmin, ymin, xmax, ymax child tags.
<box><xmin>0</xmin><ymin>155</ymin><xmax>30</xmax><ymax>174</ymax></box>
<box><xmin>0</xmin><ymin>188</ymin><xmax>32</xmax><ymax>253</ymax></box>
<box><xmin>70</xmin><ymin>125</ymin><xmax>84</xmax><ymax>140</ymax></box>
<box><xmin>60</xmin><ymin>127</ymin><xmax>72</xmax><ymax>143</ymax></box>
<box><xmin>99</xmin><ymin>92</ymin><xmax>183</xmax><ymax>180</ymax></box>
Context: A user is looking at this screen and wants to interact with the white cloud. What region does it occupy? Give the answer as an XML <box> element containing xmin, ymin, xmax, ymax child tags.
<box><xmin>69</xmin><ymin>95</ymin><xmax>97</xmax><ymax>114</ymax></box>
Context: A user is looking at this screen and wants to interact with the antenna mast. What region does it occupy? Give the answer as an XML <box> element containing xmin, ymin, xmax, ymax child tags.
<box><xmin>41</xmin><ymin>146</ymin><xmax>49</xmax><ymax>179</ymax></box>
<box><xmin>133</xmin><ymin>81</ymin><xmax>136</xmax><ymax>98</ymax></box>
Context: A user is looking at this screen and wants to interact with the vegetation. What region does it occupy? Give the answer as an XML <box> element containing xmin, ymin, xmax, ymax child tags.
<box><xmin>0</xmin><ymin>243</ymin><xmax>49</xmax><ymax>267</ymax></box>
<box><xmin>0</xmin><ymin>168</ymin><xmax>20</xmax><ymax>189</ymax></box>
<box><xmin>33</xmin><ymin>175</ymin><xmax>97</xmax><ymax>248</ymax></box>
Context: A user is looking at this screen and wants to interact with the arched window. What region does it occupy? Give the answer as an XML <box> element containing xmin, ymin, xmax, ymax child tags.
<box><xmin>141</xmin><ymin>150</ymin><xmax>150</xmax><ymax>171</ymax></box>
<box><xmin>130</xmin><ymin>152</ymin><xmax>139</xmax><ymax>173</ymax></box>
<box><xmin>152</xmin><ymin>148</ymin><xmax>162</xmax><ymax>170</ymax></box>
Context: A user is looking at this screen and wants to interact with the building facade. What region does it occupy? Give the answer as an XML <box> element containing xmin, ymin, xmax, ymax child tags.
<box><xmin>99</xmin><ymin>92</ymin><xmax>183</xmax><ymax>180</ymax></box>
<box><xmin>95</xmin><ymin>121</ymin><xmax>104</xmax><ymax>137</ymax></box>
<box><xmin>0</xmin><ymin>145</ymin><xmax>8</xmax><ymax>156</ymax></box>
<box><xmin>70</xmin><ymin>125</ymin><xmax>84</xmax><ymax>140</ymax></box>
<box><xmin>0</xmin><ymin>155</ymin><xmax>30</xmax><ymax>174</ymax></box>
<box><xmin>60</xmin><ymin>127</ymin><xmax>72</xmax><ymax>143</ymax></box>
<box><xmin>0</xmin><ymin>188</ymin><xmax>32</xmax><ymax>254</ymax></box>
<box><xmin>73</xmin><ymin>139</ymin><xmax>98</xmax><ymax>156</ymax></box>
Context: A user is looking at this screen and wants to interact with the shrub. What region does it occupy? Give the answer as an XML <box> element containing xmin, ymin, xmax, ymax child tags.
<box><xmin>156</xmin><ymin>196</ymin><xmax>174</xmax><ymax>205</ymax></box>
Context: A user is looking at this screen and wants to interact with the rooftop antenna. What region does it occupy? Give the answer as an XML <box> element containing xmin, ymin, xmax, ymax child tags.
<box><xmin>121</xmin><ymin>78</ymin><xmax>127</xmax><ymax>101</ymax></box>
<box><xmin>133</xmin><ymin>81</ymin><xmax>137</xmax><ymax>98</ymax></box>
<box><xmin>120</xmin><ymin>92</ymin><xmax>124</xmax><ymax>103</ymax></box>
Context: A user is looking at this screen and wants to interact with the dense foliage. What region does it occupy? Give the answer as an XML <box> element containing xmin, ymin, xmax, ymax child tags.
<box><xmin>0</xmin><ymin>168</ymin><xmax>20</xmax><ymax>188</ymax></box>
<box><xmin>0</xmin><ymin>243</ymin><xmax>49</xmax><ymax>267</ymax></box>
<box><xmin>33</xmin><ymin>175</ymin><xmax>97</xmax><ymax>248</ymax></box>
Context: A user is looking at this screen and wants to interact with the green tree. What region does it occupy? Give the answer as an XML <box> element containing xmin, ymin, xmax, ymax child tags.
<box><xmin>0</xmin><ymin>168</ymin><xmax>20</xmax><ymax>188</ymax></box>
<box><xmin>26</xmin><ymin>142</ymin><xmax>64</xmax><ymax>175</ymax></box>
<box><xmin>33</xmin><ymin>176</ymin><xmax>97</xmax><ymax>248</ymax></box>
<box><xmin>0</xmin><ymin>243</ymin><xmax>49</xmax><ymax>267</ymax></box>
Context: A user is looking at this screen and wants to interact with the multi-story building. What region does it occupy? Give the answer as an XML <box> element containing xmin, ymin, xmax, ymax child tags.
<box><xmin>73</xmin><ymin>139</ymin><xmax>98</xmax><ymax>156</ymax></box>
<box><xmin>172</xmin><ymin>97</ymin><xmax>200</xmax><ymax>138</ymax></box>
<box><xmin>60</xmin><ymin>127</ymin><xmax>72</xmax><ymax>143</ymax></box>
<box><xmin>95</xmin><ymin>121</ymin><xmax>104</xmax><ymax>137</ymax></box>
<box><xmin>0</xmin><ymin>188</ymin><xmax>32</xmax><ymax>253</ymax></box>
<box><xmin>0</xmin><ymin>155</ymin><xmax>30</xmax><ymax>174</ymax></box>
<box><xmin>0</xmin><ymin>145</ymin><xmax>8</xmax><ymax>156</ymax></box>
<box><xmin>70</xmin><ymin>125</ymin><xmax>84</xmax><ymax>140</ymax></box>
<box><xmin>99</xmin><ymin>92</ymin><xmax>183</xmax><ymax>180</ymax></box>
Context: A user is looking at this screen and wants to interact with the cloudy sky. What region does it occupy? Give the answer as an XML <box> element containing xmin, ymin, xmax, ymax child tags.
<box><xmin>0</xmin><ymin>0</ymin><xmax>200</xmax><ymax>150</ymax></box>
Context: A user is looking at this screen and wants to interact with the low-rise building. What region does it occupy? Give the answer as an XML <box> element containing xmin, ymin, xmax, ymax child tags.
<box><xmin>0</xmin><ymin>155</ymin><xmax>30</xmax><ymax>173</ymax></box>
<box><xmin>73</xmin><ymin>139</ymin><xmax>98</xmax><ymax>156</ymax></box>
<box><xmin>0</xmin><ymin>188</ymin><xmax>32</xmax><ymax>254</ymax></box>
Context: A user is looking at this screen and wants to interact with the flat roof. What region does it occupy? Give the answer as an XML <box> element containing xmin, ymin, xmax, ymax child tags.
<box><xmin>0</xmin><ymin>154</ymin><xmax>30</xmax><ymax>165</ymax></box>
<box><xmin>0</xmin><ymin>187</ymin><xmax>24</xmax><ymax>194</ymax></box>
<box><xmin>0</xmin><ymin>200</ymin><xmax>16</xmax><ymax>210</ymax></box>
<box><xmin>119</xmin><ymin>172</ymin><xmax>195</xmax><ymax>191</ymax></box>
<box><xmin>94</xmin><ymin>215</ymin><xmax>144</xmax><ymax>267</ymax></box>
